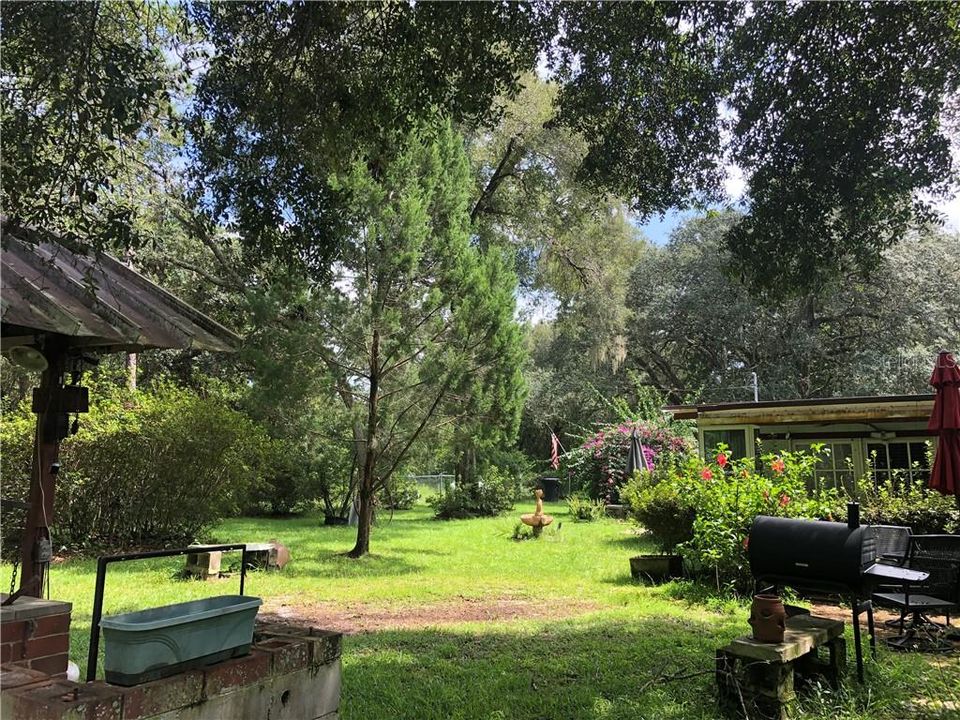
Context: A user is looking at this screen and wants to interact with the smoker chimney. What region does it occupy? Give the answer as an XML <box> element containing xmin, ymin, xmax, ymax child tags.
<box><xmin>847</xmin><ymin>502</ymin><xmax>860</xmax><ymax>529</ymax></box>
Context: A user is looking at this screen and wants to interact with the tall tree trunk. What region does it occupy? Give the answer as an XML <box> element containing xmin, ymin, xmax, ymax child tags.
<box><xmin>349</xmin><ymin>328</ymin><xmax>380</xmax><ymax>558</ymax></box>
<box><xmin>125</xmin><ymin>352</ymin><xmax>137</xmax><ymax>390</ymax></box>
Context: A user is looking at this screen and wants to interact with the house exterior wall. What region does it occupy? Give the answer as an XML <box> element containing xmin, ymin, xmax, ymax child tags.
<box><xmin>674</xmin><ymin>396</ymin><xmax>936</xmax><ymax>488</ymax></box>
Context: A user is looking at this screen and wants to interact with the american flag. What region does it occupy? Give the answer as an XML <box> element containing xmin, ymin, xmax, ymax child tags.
<box><xmin>550</xmin><ymin>432</ymin><xmax>560</xmax><ymax>469</ymax></box>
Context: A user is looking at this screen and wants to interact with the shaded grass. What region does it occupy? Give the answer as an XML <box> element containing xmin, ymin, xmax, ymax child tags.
<box><xmin>2</xmin><ymin>502</ymin><xmax>956</xmax><ymax>719</ymax></box>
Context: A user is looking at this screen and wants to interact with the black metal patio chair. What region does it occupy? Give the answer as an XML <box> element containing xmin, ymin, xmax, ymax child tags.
<box><xmin>872</xmin><ymin>534</ymin><xmax>960</xmax><ymax>652</ymax></box>
<box><xmin>869</xmin><ymin>524</ymin><xmax>913</xmax><ymax>628</ymax></box>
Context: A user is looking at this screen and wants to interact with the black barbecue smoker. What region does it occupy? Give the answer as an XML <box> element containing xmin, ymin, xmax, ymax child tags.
<box><xmin>748</xmin><ymin>503</ymin><xmax>928</xmax><ymax>682</ymax></box>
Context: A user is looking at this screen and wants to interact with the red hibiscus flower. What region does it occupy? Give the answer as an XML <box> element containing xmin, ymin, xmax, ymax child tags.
<box><xmin>716</xmin><ymin>452</ymin><xmax>728</xmax><ymax>468</ymax></box>
<box><xmin>771</xmin><ymin>457</ymin><xmax>786</xmax><ymax>475</ymax></box>
<box><xmin>779</xmin><ymin>494</ymin><xmax>790</xmax><ymax>508</ymax></box>
<box><xmin>701</xmin><ymin>467</ymin><xmax>714</xmax><ymax>481</ymax></box>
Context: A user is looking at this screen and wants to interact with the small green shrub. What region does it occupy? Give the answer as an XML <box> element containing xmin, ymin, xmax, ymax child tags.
<box><xmin>383</xmin><ymin>475</ymin><xmax>420</xmax><ymax>511</ymax></box>
<box><xmin>622</xmin><ymin>470</ymin><xmax>696</xmax><ymax>553</ymax></box>
<box><xmin>511</xmin><ymin>521</ymin><xmax>534</xmax><ymax>541</ymax></box>
<box><xmin>566</xmin><ymin>492</ymin><xmax>605</xmax><ymax>522</ymax></box>
<box><xmin>429</xmin><ymin>466</ymin><xmax>517</xmax><ymax>520</ymax></box>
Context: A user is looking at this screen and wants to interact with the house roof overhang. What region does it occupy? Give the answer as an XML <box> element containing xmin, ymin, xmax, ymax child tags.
<box><xmin>664</xmin><ymin>394</ymin><xmax>935</xmax><ymax>427</ymax></box>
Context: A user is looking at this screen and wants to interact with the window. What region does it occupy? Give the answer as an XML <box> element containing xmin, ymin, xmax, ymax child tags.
<box><xmin>866</xmin><ymin>441</ymin><xmax>931</xmax><ymax>490</ymax></box>
<box><xmin>794</xmin><ymin>442</ymin><xmax>855</xmax><ymax>492</ymax></box>
<box><xmin>702</xmin><ymin>429</ymin><xmax>747</xmax><ymax>460</ymax></box>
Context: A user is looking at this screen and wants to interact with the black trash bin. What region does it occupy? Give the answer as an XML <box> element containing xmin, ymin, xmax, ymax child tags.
<box><xmin>540</xmin><ymin>477</ymin><xmax>561</xmax><ymax>502</ymax></box>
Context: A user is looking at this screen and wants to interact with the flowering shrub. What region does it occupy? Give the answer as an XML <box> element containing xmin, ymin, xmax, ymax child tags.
<box><xmin>564</xmin><ymin>421</ymin><xmax>691</xmax><ymax>503</ymax></box>
<box><xmin>624</xmin><ymin>444</ymin><xmax>847</xmax><ymax>593</ymax></box>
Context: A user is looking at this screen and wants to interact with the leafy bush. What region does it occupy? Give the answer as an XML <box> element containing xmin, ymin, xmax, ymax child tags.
<box><xmin>621</xmin><ymin>470</ymin><xmax>696</xmax><ymax>552</ymax></box>
<box><xmin>622</xmin><ymin>440</ymin><xmax>959</xmax><ymax>595</ymax></box>
<box><xmin>0</xmin><ymin>378</ymin><xmax>274</xmax><ymax>555</ymax></box>
<box><xmin>858</xmin><ymin>477</ymin><xmax>958</xmax><ymax>535</ymax></box>
<box><xmin>624</xmin><ymin>445</ymin><xmax>846</xmax><ymax>592</ymax></box>
<box><xmin>429</xmin><ymin>466</ymin><xmax>517</xmax><ymax>520</ymax></box>
<box><xmin>566</xmin><ymin>492</ymin><xmax>605</xmax><ymax>522</ymax></box>
<box><xmin>382</xmin><ymin>474</ymin><xmax>420</xmax><ymax>510</ymax></box>
<box><xmin>564</xmin><ymin>420</ymin><xmax>692</xmax><ymax>503</ymax></box>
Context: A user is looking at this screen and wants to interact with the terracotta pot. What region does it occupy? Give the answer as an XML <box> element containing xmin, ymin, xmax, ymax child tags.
<box><xmin>749</xmin><ymin>594</ymin><xmax>786</xmax><ymax>643</ymax></box>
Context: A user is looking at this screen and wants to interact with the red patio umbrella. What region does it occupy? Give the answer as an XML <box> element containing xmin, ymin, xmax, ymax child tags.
<box><xmin>928</xmin><ymin>351</ymin><xmax>960</xmax><ymax>507</ymax></box>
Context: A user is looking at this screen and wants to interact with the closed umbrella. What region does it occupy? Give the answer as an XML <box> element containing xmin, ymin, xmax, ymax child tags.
<box><xmin>625</xmin><ymin>429</ymin><xmax>650</xmax><ymax>478</ymax></box>
<box><xmin>927</xmin><ymin>351</ymin><xmax>960</xmax><ymax>508</ymax></box>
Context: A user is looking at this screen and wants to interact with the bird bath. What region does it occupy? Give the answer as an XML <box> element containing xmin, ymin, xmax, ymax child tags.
<box><xmin>520</xmin><ymin>488</ymin><xmax>554</xmax><ymax>537</ymax></box>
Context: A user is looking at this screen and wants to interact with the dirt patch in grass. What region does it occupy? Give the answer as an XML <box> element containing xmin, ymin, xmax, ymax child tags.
<box><xmin>259</xmin><ymin>595</ymin><xmax>601</xmax><ymax>634</ymax></box>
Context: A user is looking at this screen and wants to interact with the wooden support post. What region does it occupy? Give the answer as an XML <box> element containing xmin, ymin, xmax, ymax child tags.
<box><xmin>17</xmin><ymin>341</ymin><xmax>68</xmax><ymax>598</ymax></box>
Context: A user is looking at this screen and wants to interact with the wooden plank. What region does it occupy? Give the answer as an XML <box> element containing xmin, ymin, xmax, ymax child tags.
<box><xmin>723</xmin><ymin>616</ymin><xmax>845</xmax><ymax>663</ymax></box>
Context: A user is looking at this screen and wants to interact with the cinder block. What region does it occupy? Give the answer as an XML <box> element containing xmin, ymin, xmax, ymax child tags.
<box><xmin>203</xmin><ymin>649</ymin><xmax>271</xmax><ymax>697</ymax></box>
<box><xmin>184</xmin><ymin>550</ymin><xmax>222</xmax><ymax>579</ymax></box>
<box><xmin>117</xmin><ymin>670</ymin><xmax>204</xmax><ymax>720</ymax></box>
<box><xmin>256</xmin><ymin>624</ymin><xmax>342</xmax><ymax>666</ymax></box>
<box><xmin>256</xmin><ymin>637</ymin><xmax>310</xmax><ymax>676</ymax></box>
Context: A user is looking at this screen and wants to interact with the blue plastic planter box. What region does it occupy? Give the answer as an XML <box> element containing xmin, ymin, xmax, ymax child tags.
<box><xmin>100</xmin><ymin>595</ymin><xmax>262</xmax><ymax>686</ymax></box>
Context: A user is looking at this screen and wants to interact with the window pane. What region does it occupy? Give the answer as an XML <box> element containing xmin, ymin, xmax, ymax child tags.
<box><xmin>888</xmin><ymin>443</ymin><xmax>910</xmax><ymax>469</ymax></box>
<box><xmin>833</xmin><ymin>444</ymin><xmax>853</xmax><ymax>471</ymax></box>
<box><xmin>909</xmin><ymin>442</ymin><xmax>930</xmax><ymax>469</ymax></box>
<box><xmin>867</xmin><ymin>444</ymin><xmax>888</xmax><ymax>470</ymax></box>
<box><xmin>703</xmin><ymin>430</ymin><xmax>746</xmax><ymax>459</ymax></box>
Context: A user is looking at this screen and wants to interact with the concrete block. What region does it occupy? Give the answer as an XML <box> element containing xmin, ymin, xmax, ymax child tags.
<box><xmin>117</xmin><ymin>670</ymin><xmax>204</xmax><ymax>720</ymax></box>
<box><xmin>0</xmin><ymin>596</ymin><xmax>72</xmax><ymax>623</ymax></box>
<box><xmin>203</xmin><ymin>649</ymin><xmax>271</xmax><ymax>697</ymax></box>
<box><xmin>256</xmin><ymin>624</ymin><xmax>342</xmax><ymax>666</ymax></box>
<box><xmin>256</xmin><ymin>637</ymin><xmax>310</xmax><ymax>676</ymax></box>
<box><xmin>160</xmin><ymin>660</ymin><xmax>341</xmax><ymax>720</ymax></box>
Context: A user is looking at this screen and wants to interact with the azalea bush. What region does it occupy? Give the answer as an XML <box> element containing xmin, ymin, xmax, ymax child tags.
<box><xmin>564</xmin><ymin>421</ymin><xmax>691</xmax><ymax>503</ymax></box>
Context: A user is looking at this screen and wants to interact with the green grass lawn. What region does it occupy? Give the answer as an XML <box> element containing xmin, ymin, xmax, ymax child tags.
<box><xmin>3</xmin><ymin>502</ymin><xmax>958</xmax><ymax>719</ymax></box>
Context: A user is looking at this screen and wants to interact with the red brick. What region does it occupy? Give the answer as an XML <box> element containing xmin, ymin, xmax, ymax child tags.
<box><xmin>1</xmin><ymin>620</ymin><xmax>28</xmax><ymax>644</ymax></box>
<box><xmin>27</xmin><ymin>652</ymin><xmax>69</xmax><ymax>676</ymax></box>
<box><xmin>255</xmin><ymin>637</ymin><xmax>310</xmax><ymax>675</ymax></box>
<box><xmin>24</xmin><ymin>633</ymin><xmax>69</xmax><ymax>660</ymax></box>
<box><xmin>1</xmin><ymin>641</ymin><xmax>18</xmax><ymax>664</ymax></box>
<box><xmin>4</xmin><ymin>679</ymin><xmax>123</xmax><ymax>720</ymax></box>
<box><xmin>118</xmin><ymin>670</ymin><xmax>204</xmax><ymax>720</ymax></box>
<box><xmin>33</xmin><ymin>613</ymin><xmax>71</xmax><ymax>637</ymax></box>
<box><xmin>203</xmin><ymin>649</ymin><xmax>271</xmax><ymax>697</ymax></box>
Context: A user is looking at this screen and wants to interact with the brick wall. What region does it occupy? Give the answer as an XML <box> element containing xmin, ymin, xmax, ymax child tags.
<box><xmin>0</xmin><ymin>596</ymin><xmax>71</xmax><ymax>677</ymax></box>
<box><xmin>1</xmin><ymin>622</ymin><xmax>342</xmax><ymax>720</ymax></box>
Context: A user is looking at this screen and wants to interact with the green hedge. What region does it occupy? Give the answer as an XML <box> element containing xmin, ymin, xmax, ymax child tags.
<box><xmin>1</xmin><ymin>378</ymin><xmax>274</xmax><ymax>555</ymax></box>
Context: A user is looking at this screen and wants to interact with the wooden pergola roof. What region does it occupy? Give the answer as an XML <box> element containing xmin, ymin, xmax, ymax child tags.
<box><xmin>1</xmin><ymin>218</ymin><xmax>240</xmax><ymax>353</ymax></box>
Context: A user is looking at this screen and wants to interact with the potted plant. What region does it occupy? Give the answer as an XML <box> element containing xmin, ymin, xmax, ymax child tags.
<box><xmin>621</xmin><ymin>470</ymin><xmax>695</xmax><ymax>582</ymax></box>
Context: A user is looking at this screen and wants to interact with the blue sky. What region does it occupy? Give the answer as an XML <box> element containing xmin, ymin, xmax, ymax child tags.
<box><xmin>635</xmin><ymin>209</ymin><xmax>703</xmax><ymax>245</ymax></box>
